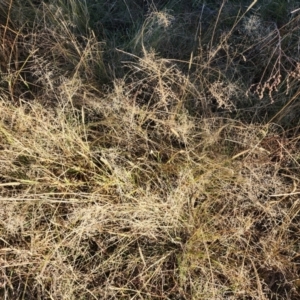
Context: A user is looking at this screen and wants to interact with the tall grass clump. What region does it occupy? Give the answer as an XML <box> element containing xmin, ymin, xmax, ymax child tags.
<box><xmin>0</xmin><ymin>0</ymin><xmax>299</xmax><ymax>299</ymax></box>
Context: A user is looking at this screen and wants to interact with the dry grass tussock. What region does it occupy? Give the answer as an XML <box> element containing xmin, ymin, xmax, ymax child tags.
<box><xmin>1</xmin><ymin>0</ymin><xmax>300</xmax><ymax>299</ymax></box>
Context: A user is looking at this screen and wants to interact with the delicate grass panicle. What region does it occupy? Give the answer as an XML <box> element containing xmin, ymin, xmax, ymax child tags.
<box><xmin>0</xmin><ymin>0</ymin><xmax>300</xmax><ymax>299</ymax></box>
